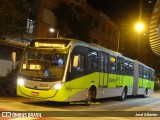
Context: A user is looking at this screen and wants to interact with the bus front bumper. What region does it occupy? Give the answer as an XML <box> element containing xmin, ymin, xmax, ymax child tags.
<box><xmin>17</xmin><ymin>85</ymin><xmax>68</xmax><ymax>101</ymax></box>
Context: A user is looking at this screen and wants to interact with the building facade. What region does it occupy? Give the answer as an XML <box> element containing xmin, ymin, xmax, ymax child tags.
<box><xmin>26</xmin><ymin>0</ymin><xmax>119</xmax><ymax>51</ymax></box>
<box><xmin>150</xmin><ymin>0</ymin><xmax>160</xmax><ymax>56</ymax></box>
<box><xmin>0</xmin><ymin>0</ymin><xmax>119</xmax><ymax>76</ymax></box>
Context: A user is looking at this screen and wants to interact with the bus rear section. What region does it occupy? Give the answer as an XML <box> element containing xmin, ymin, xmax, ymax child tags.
<box><xmin>133</xmin><ymin>61</ymin><xmax>155</xmax><ymax>96</ymax></box>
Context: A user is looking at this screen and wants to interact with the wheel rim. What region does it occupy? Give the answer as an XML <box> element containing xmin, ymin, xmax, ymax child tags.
<box><xmin>122</xmin><ymin>91</ymin><xmax>125</xmax><ymax>99</ymax></box>
<box><xmin>122</xmin><ymin>89</ymin><xmax>126</xmax><ymax>100</ymax></box>
<box><xmin>144</xmin><ymin>89</ymin><xmax>147</xmax><ymax>96</ymax></box>
<box><xmin>87</xmin><ymin>90</ymin><xmax>93</xmax><ymax>101</ymax></box>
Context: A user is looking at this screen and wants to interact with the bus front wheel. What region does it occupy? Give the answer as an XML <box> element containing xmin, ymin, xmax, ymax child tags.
<box><xmin>86</xmin><ymin>87</ymin><xmax>96</xmax><ymax>103</ymax></box>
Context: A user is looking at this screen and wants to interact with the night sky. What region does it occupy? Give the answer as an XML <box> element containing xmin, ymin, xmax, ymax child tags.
<box><xmin>87</xmin><ymin>0</ymin><xmax>159</xmax><ymax>69</ymax></box>
<box><xmin>86</xmin><ymin>0</ymin><xmax>157</xmax><ymax>25</ymax></box>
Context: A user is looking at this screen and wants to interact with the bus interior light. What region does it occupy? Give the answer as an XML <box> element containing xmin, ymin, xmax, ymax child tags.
<box><xmin>23</xmin><ymin>64</ymin><xmax>27</xmax><ymax>69</ymax></box>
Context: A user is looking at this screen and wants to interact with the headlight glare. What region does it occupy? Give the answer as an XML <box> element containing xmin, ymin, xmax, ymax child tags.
<box><xmin>53</xmin><ymin>83</ymin><xmax>62</xmax><ymax>90</ymax></box>
<box><xmin>17</xmin><ymin>78</ymin><xmax>24</xmax><ymax>86</ymax></box>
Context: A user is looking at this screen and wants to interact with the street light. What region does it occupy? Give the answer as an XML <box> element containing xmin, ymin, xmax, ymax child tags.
<box><xmin>116</xmin><ymin>22</ymin><xmax>145</xmax><ymax>53</ymax></box>
<box><xmin>49</xmin><ymin>28</ymin><xmax>55</xmax><ymax>33</ymax></box>
<box><xmin>135</xmin><ymin>23</ymin><xmax>144</xmax><ymax>32</ymax></box>
<box><xmin>49</xmin><ymin>28</ymin><xmax>59</xmax><ymax>38</ymax></box>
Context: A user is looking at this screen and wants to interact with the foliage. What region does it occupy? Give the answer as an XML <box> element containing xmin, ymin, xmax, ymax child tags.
<box><xmin>154</xmin><ymin>83</ymin><xmax>160</xmax><ymax>91</ymax></box>
<box><xmin>0</xmin><ymin>64</ymin><xmax>19</xmax><ymax>97</ymax></box>
<box><xmin>154</xmin><ymin>77</ymin><xmax>160</xmax><ymax>91</ymax></box>
<box><xmin>0</xmin><ymin>76</ymin><xmax>6</xmax><ymax>96</ymax></box>
<box><xmin>0</xmin><ymin>0</ymin><xmax>30</xmax><ymax>38</ymax></box>
<box><xmin>53</xmin><ymin>2</ymin><xmax>92</xmax><ymax>42</ymax></box>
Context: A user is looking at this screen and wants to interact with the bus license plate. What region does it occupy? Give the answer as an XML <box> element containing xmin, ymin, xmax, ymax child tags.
<box><xmin>31</xmin><ymin>92</ymin><xmax>39</xmax><ymax>96</ymax></box>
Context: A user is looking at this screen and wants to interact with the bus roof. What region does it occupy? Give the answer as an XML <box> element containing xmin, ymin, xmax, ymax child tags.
<box><xmin>33</xmin><ymin>38</ymin><xmax>154</xmax><ymax>70</ymax></box>
<box><xmin>33</xmin><ymin>38</ymin><xmax>121</xmax><ymax>56</ymax></box>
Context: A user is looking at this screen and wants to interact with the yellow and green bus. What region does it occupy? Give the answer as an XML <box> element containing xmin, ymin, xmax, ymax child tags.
<box><xmin>13</xmin><ymin>38</ymin><xmax>155</xmax><ymax>102</ymax></box>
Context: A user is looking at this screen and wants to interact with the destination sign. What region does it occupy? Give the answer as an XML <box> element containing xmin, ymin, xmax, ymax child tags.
<box><xmin>35</xmin><ymin>42</ymin><xmax>65</xmax><ymax>48</ymax></box>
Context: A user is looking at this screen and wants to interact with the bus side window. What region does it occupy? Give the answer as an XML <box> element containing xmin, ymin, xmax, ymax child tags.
<box><xmin>100</xmin><ymin>53</ymin><xmax>105</xmax><ymax>72</ymax></box>
<box><xmin>151</xmin><ymin>71</ymin><xmax>155</xmax><ymax>81</ymax></box>
<box><xmin>129</xmin><ymin>62</ymin><xmax>133</xmax><ymax>75</ymax></box>
<box><xmin>73</xmin><ymin>54</ymin><xmax>85</xmax><ymax>72</ymax></box>
<box><xmin>143</xmin><ymin>68</ymin><xmax>147</xmax><ymax>79</ymax></box>
<box><xmin>124</xmin><ymin>60</ymin><xmax>133</xmax><ymax>75</ymax></box>
<box><xmin>88</xmin><ymin>49</ymin><xmax>98</xmax><ymax>71</ymax></box>
<box><xmin>139</xmin><ymin>66</ymin><xmax>143</xmax><ymax>78</ymax></box>
<box><xmin>67</xmin><ymin>46</ymin><xmax>87</xmax><ymax>81</ymax></box>
<box><xmin>117</xmin><ymin>57</ymin><xmax>124</xmax><ymax>75</ymax></box>
<box><xmin>100</xmin><ymin>52</ymin><xmax>109</xmax><ymax>73</ymax></box>
<box><xmin>109</xmin><ymin>56</ymin><xmax>116</xmax><ymax>73</ymax></box>
<box><xmin>67</xmin><ymin>54</ymin><xmax>85</xmax><ymax>81</ymax></box>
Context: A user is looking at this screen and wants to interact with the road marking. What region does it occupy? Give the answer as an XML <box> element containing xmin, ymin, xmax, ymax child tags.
<box><xmin>78</xmin><ymin>96</ymin><xmax>160</xmax><ymax>111</ymax></box>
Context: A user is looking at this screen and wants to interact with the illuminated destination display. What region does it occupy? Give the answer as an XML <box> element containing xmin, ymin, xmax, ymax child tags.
<box><xmin>30</xmin><ymin>64</ymin><xmax>41</xmax><ymax>70</ymax></box>
<box><xmin>35</xmin><ymin>42</ymin><xmax>65</xmax><ymax>48</ymax></box>
<box><xmin>22</xmin><ymin>64</ymin><xmax>41</xmax><ymax>70</ymax></box>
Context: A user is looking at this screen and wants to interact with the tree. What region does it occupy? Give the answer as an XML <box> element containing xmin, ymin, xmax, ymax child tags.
<box><xmin>53</xmin><ymin>2</ymin><xmax>92</xmax><ymax>43</ymax></box>
<box><xmin>0</xmin><ymin>0</ymin><xmax>30</xmax><ymax>39</ymax></box>
<box><xmin>0</xmin><ymin>64</ymin><xmax>19</xmax><ymax>96</ymax></box>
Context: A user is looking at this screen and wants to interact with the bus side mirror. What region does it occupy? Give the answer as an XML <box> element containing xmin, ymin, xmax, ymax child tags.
<box><xmin>73</xmin><ymin>55</ymin><xmax>79</xmax><ymax>67</ymax></box>
<box><xmin>11</xmin><ymin>52</ymin><xmax>16</xmax><ymax>63</ymax></box>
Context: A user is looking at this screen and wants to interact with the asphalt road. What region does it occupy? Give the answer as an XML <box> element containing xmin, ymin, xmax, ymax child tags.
<box><xmin>0</xmin><ymin>91</ymin><xmax>160</xmax><ymax>120</ymax></box>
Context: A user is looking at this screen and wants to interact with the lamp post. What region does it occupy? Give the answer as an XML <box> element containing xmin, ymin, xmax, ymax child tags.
<box><xmin>116</xmin><ymin>31</ymin><xmax>120</xmax><ymax>52</ymax></box>
<box><xmin>135</xmin><ymin>22</ymin><xmax>145</xmax><ymax>60</ymax></box>
<box><xmin>116</xmin><ymin>22</ymin><xmax>144</xmax><ymax>54</ymax></box>
<box><xmin>49</xmin><ymin>28</ymin><xmax>55</xmax><ymax>33</ymax></box>
<box><xmin>56</xmin><ymin>30</ymin><xmax>59</xmax><ymax>38</ymax></box>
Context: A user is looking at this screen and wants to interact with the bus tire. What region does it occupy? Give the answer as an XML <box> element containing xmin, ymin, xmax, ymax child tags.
<box><xmin>119</xmin><ymin>87</ymin><xmax>126</xmax><ymax>101</ymax></box>
<box><xmin>85</xmin><ymin>87</ymin><xmax>96</xmax><ymax>104</ymax></box>
<box><xmin>142</xmin><ymin>88</ymin><xmax>148</xmax><ymax>98</ymax></box>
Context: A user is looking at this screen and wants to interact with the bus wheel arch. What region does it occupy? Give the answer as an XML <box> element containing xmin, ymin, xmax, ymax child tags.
<box><xmin>85</xmin><ymin>85</ymin><xmax>97</xmax><ymax>102</ymax></box>
<box><xmin>90</xmin><ymin>85</ymin><xmax>97</xmax><ymax>99</ymax></box>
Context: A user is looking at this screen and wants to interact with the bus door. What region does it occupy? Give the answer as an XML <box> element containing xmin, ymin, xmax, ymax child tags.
<box><xmin>150</xmin><ymin>71</ymin><xmax>155</xmax><ymax>90</ymax></box>
<box><xmin>116</xmin><ymin>57</ymin><xmax>124</xmax><ymax>87</ymax></box>
<box><xmin>148</xmin><ymin>70</ymin><xmax>154</xmax><ymax>90</ymax></box>
<box><xmin>143</xmin><ymin>68</ymin><xmax>149</xmax><ymax>89</ymax></box>
<box><xmin>99</xmin><ymin>52</ymin><xmax>109</xmax><ymax>87</ymax></box>
<box><xmin>108</xmin><ymin>55</ymin><xmax>117</xmax><ymax>88</ymax></box>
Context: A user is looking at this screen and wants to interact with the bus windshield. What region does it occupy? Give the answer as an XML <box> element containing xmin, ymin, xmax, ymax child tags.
<box><xmin>20</xmin><ymin>48</ymin><xmax>68</xmax><ymax>81</ymax></box>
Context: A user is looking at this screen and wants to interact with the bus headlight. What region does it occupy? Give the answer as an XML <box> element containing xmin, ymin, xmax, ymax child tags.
<box><xmin>51</xmin><ymin>83</ymin><xmax>63</xmax><ymax>90</ymax></box>
<box><xmin>54</xmin><ymin>83</ymin><xmax>62</xmax><ymax>90</ymax></box>
<box><xmin>17</xmin><ymin>78</ymin><xmax>25</xmax><ymax>86</ymax></box>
